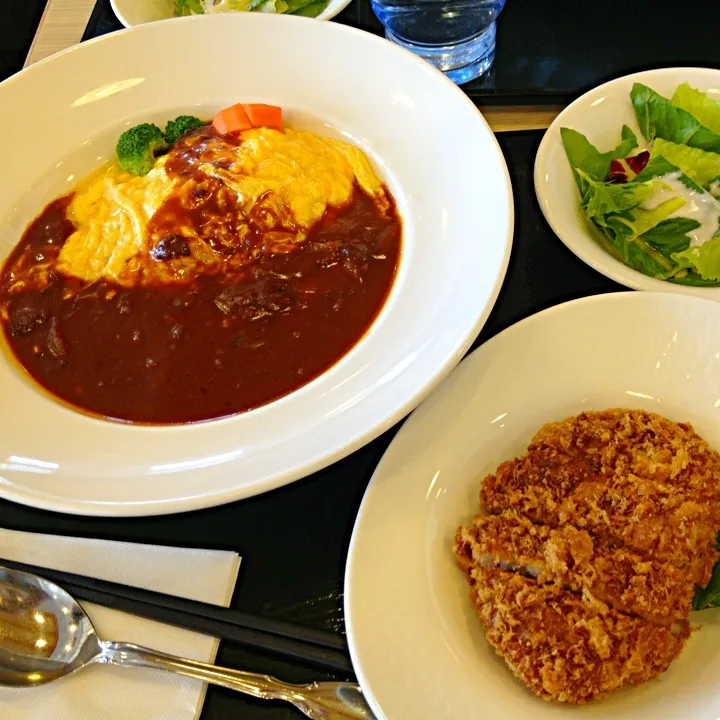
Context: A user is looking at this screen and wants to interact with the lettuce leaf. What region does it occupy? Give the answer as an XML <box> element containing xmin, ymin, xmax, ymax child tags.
<box><xmin>575</xmin><ymin>169</ymin><xmax>690</xmax><ymax>278</ymax></box>
<box><xmin>574</xmin><ymin>169</ymin><xmax>652</xmax><ymax>221</ymax></box>
<box><xmin>215</xmin><ymin>0</ymin><xmax>259</xmax><ymax>9</ymax></box>
<box><xmin>626</xmin><ymin>197</ymin><xmax>688</xmax><ymax>238</ymax></box>
<box><xmin>597</xmin><ymin>213</ymin><xmax>676</xmax><ymax>277</ymax></box>
<box><xmin>674</xmin><ymin>234</ymin><xmax>720</xmax><ymax>281</ymax></box>
<box><xmin>669</xmin><ymin>271</ymin><xmax>720</xmax><ymax>286</ymax></box>
<box><xmin>174</xmin><ymin>0</ymin><xmax>205</xmax><ymax>15</ymax></box>
<box><xmin>289</xmin><ymin>0</ymin><xmax>327</xmax><ymax>14</ymax></box>
<box><xmin>640</xmin><ymin>217</ymin><xmax>700</xmax><ymax>256</ymax></box>
<box><xmin>588</xmin><ymin>197</ymin><xmax>692</xmax><ymax>279</ymax></box>
<box><xmin>650</xmin><ymin>138</ymin><xmax>720</xmax><ymax>188</ymax></box>
<box><xmin>672</xmin><ymin>83</ymin><xmax>720</xmax><ymax>136</ymax></box>
<box><xmin>257</xmin><ymin>0</ymin><xmax>290</xmax><ymax>11</ymax></box>
<box><xmin>634</xmin><ymin>154</ymin><xmax>677</xmax><ymax>182</ymax></box>
<box><xmin>204</xmin><ymin>0</ymin><xmax>317</xmax><ymax>12</ymax></box>
<box><xmin>694</xmin><ymin>536</ymin><xmax>720</xmax><ymax>609</ymax></box>
<box><xmin>635</xmin><ymin>156</ymin><xmax>706</xmax><ymax>194</ymax></box>
<box><xmin>561</xmin><ymin>126</ymin><xmax>638</xmax><ymax>187</ymax></box>
<box><xmin>631</xmin><ymin>83</ymin><xmax>720</xmax><ymax>152</ymax></box>
<box><xmin>600</xmin><ymin>196</ymin><xmax>684</xmax><ymax>249</ymax></box>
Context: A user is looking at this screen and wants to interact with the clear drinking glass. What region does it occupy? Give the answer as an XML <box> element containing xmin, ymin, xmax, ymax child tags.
<box><xmin>370</xmin><ymin>0</ymin><xmax>507</xmax><ymax>84</ymax></box>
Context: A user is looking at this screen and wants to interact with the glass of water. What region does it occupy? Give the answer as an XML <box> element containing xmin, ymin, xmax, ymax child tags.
<box><xmin>371</xmin><ymin>0</ymin><xmax>508</xmax><ymax>84</ymax></box>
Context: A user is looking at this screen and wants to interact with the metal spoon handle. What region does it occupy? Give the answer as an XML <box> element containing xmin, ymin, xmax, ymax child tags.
<box><xmin>98</xmin><ymin>641</ymin><xmax>375</xmax><ymax>720</ymax></box>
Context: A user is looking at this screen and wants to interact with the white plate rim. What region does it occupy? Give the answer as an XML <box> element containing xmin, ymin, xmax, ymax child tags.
<box><xmin>344</xmin><ymin>289</ymin><xmax>720</xmax><ymax>720</ymax></box>
<box><xmin>0</xmin><ymin>14</ymin><xmax>514</xmax><ymax>516</ymax></box>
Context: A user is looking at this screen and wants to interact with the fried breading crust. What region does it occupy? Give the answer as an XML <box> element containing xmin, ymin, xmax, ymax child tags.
<box><xmin>469</xmin><ymin>566</ymin><xmax>690</xmax><ymax>704</ymax></box>
<box><xmin>480</xmin><ymin>409</ymin><xmax>720</xmax><ymax>585</ymax></box>
<box><xmin>455</xmin><ymin>511</ymin><xmax>695</xmax><ymax>625</ymax></box>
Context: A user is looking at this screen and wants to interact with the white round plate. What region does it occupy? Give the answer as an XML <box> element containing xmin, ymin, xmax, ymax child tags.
<box><xmin>0</xmin><ymin>14</ymin><xmax>512</xmax><ymax>516</ymax></box>
<box><xmin>535</xmin><ymin>67</ymin><xmax>720</xmax><ymax>298</ymax></box>
<box><xmin>345</xmin><ymin>292</ymin><xmax>720</xmax><ymax>720</ymax></box>
<box><xmin>110</xmin><ymin>0</ymin><xmax>352</xmax><ymax>25</ymax></box>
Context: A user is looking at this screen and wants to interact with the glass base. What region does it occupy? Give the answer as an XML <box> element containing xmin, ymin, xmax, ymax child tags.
<box><xmin>385</xmin><ymin>20</ymin><xmax>497</xmax><ymax>85</ymax></box>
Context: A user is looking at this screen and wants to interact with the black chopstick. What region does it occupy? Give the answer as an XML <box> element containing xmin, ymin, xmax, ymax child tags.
<box><xmin>0</xmin><ymin>557</ymin><xmax>352</xmax><ymax>674</ymax></box>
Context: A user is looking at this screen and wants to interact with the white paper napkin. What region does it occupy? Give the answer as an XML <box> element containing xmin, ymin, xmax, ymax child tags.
<box><xmin>0</xmin><ymin>528</ymin><xmax>241</xmax><ymax>720</ymax></box>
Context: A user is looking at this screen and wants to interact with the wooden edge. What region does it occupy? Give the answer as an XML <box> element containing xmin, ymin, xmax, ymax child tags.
<box><xmin>480</xmin><ymin>105</ymin><xmax>563</xmax><ymax>133</ymax></box>
<box><xmin>24</xmin><ymin>0</ymin><xmax>97</xmax><ymax>67</ymax></box>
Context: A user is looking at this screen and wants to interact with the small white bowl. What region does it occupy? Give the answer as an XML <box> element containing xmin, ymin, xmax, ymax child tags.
<box><xmin>110</xmin><ymin>0</ymin><xmax>352</xmax><ymax>26</ymax></box>
<box><xmin>534</xmin><ymin>67</ymin><xmax>720</xmax><ymax>298</ymax></box>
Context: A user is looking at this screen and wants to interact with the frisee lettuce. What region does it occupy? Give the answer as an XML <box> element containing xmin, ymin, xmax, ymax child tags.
<box><xmin>574</xmin><ymin>170</ymin><xmax>652</xmax><ymax>221</ymax></box>
<box><xmin>650</xmin><ymin>139</ymin><xmax>720</xmax><ymax>188</ymax></box>
<box><xmin>672</xmin><ymin>83</ymin><xmax>720</xmax><ymax>136</ymax></box>
<box><xmin>673</xmin><ymin>234</ymin><xmax>720</xmax><ymax>281</ymax></box>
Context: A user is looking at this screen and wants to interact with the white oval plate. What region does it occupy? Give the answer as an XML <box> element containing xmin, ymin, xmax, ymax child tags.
<box><xmin>0</xmin><ymin>14</ymin><xmax>512</xmax><ymax>516</ymax></box>
<box><xmin>535</xmin><ymin>67</ymin><xmax>720</xmax><ymax>297</ymax></box>
<box><xmin>110</xmin><ymin>0</ymin><xmax>352</xmax><ymax>25</ymax></box>
<box><xmin>345</xmin><ymin>292</ymin><xmax>720</xmax><ymax>720</ymax></box>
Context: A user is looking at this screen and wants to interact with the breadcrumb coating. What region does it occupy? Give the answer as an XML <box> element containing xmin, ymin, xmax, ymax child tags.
<box><xmin>455</xmin><ymin>511</ymin><xmax>695</xmax><ymax>626</ymax></box>
<box><xmin>468</xmin><ymin>566</ymin><xmax>689</xmax><ymax>704</ymax></box>
<box><xmin>454</xmin><ymin>409</ymin><xmax>720</xmax><ymax>704</ymax></box>
<box><xmin>480</xmin><ymin>409</ymin><xmax>720</xmax><ymax>586</ymax></box>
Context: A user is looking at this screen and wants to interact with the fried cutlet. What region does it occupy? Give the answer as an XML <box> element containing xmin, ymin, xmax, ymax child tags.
<box><xmin>480</xmin><ymin>409</ymin><xmax>720</xmax><ymax>586</ymax></box>
<box><xmin>455</xmin><ymin>511</ymin><xmax>695</xmax><ymax>626</ymax></box>
<box><xmin>468</xmin><ymin>566</ymin><xmax>690</xmax><ymax>704</ymax></box>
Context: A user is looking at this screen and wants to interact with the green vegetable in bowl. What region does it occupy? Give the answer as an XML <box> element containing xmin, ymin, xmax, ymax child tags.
<box><xmin>672</xmin><ymin>82</ymin><xmax>720</xmax><ymax>135</ymax></box>
<box><xmin>116</xmin><ymin>123</ymin><xmax>168</xmax><ymax>177</ymax></box>
<box><xmin>560</xmin><ymin>125</ymin><xmax>638</xmax><ymax>186</ymax></box>
<box><xmin>561</xmin><ymin>81</ymin><xmax>720</xmax><ymax>287</ymax></box>
<box><xmin>116</xmin><ymin>116</ymin><xmax>208</xmax><ymax>177</ymax></box>
<box><xmin>649</xmin><ymin>138</ymin><xmax>720</xmax><ymax>188</ymax></box>
<box><xmin>175</xmin><ymin>0</ymin><xmax>205</xmax><ymax>15</ymax></box>
<box><xmin>164</xmin><ymin>115</ymin><xmax>206</xmax><ymax>145</ymax></box>
<box><xmin>174</xmin><ymin>0</ymin><xmax>327</xmax><ymax>17</ymax></box>
<box><xmin>631</xmin><ymin>83</ymin><xmax>720</xmax><ymax>152</ymax></box>
<box><xmin>694</xmin><ymin>534</ymin><xmax>720</xmax><ymax>611</ymax></box>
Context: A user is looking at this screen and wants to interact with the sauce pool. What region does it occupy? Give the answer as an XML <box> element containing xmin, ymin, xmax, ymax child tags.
<box><xmin>0</xmin><ymin>186</ymin><xmax>401</xmax><ymax>423</ymax></box>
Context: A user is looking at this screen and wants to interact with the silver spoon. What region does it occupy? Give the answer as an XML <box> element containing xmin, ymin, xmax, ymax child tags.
<box><xmin>0</xmin><ymin>566</ymin><xmax>376</xmax><ymax>720</ymax></box>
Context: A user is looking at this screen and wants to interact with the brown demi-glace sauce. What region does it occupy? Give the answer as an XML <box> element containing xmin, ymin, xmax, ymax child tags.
<box><xmin>0</xmin><ymin>127</ymin><xmax>401</xmax><ymax>424</ymax></box>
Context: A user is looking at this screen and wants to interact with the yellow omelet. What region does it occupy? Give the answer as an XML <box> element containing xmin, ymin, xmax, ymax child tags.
<box><xmin>58</xmin><ymin>156</ymin><xmax>178</xmax><ymax>285</ymax></box>
<box><xmin>56</xmin><ymin>127</ymin><xmax>388</xmax><ymax>287</ymax></box>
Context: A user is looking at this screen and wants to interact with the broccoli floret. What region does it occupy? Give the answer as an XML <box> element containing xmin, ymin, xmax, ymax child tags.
<box><xmin>174</xmin><ymin>0</ymin><xmax>206</xmax><ymax>16</ymax></box>
<box><xmin>116</xmin><ymin>123</ymin><xmax>168</xmax><ymax>176</ymax></box>
<box><xmin>164</xmin><ymin>116</ymin><xmax>206</xmax><ymax>145</ymax></box>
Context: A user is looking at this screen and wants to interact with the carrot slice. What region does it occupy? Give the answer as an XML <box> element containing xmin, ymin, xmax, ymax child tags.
<box><xmin>212</xmin><ymin>103</ymin><xmax>252</xmax><ymax>136</ymax></box>
<box><xmin>244</xmin><ymin>104</ymin><xmax>283</xmax><ymax>130</ymax></box>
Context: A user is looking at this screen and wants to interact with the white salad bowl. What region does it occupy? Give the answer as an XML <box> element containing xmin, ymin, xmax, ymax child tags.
<box><xmin>0</xmin><ymin>14</ymin><xmax>512</xmax><ymax>516</ymax></box>
<box><xmin>110</xmin><ymin>0</ymin><xmax>352</xmax><ymax>25</ymax></box>
<box><xmin>535</xmin><ymin>67</ymin><xmax>720</xmax><ymax>298</ymax></box>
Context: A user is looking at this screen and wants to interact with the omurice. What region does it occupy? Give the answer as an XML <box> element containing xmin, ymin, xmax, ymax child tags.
<box><xmin>0</xmin><ymin>103</ymin><xmax>401</xmax><ymax>423</ymax></box>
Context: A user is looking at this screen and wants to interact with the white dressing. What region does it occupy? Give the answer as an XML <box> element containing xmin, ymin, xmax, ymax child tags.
<box><xmin>640</xmin><ymin>171</ymin><xmax>720</xmax><ymax>247</ymax></box>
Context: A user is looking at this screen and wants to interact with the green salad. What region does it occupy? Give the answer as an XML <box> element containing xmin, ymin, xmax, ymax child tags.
<box><xmin>175</xmin><ymin>0</ymin><xmax>328</xmax><ymax>18</ymax></box>
<box><xmin>562</xmin><ymin>82</ymin><xmax>720</xmax><ymax>286</ymax></box>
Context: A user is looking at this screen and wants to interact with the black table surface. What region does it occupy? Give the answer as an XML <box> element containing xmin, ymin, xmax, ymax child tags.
<box><xmin>4</xmin><ymin>0</ymin><xmax>720</xmax><ymax>99</ymax></box>
<box><xmin>0</xmin><ymin>0</ymin><xmax>672</xmax><ymax>717</ymax></box>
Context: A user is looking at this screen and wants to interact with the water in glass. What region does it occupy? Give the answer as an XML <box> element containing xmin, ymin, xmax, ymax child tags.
<box><xmin>371</xmin><ymin>0</ymin><xmax>507</xmax><ymax>84</ymax></box>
